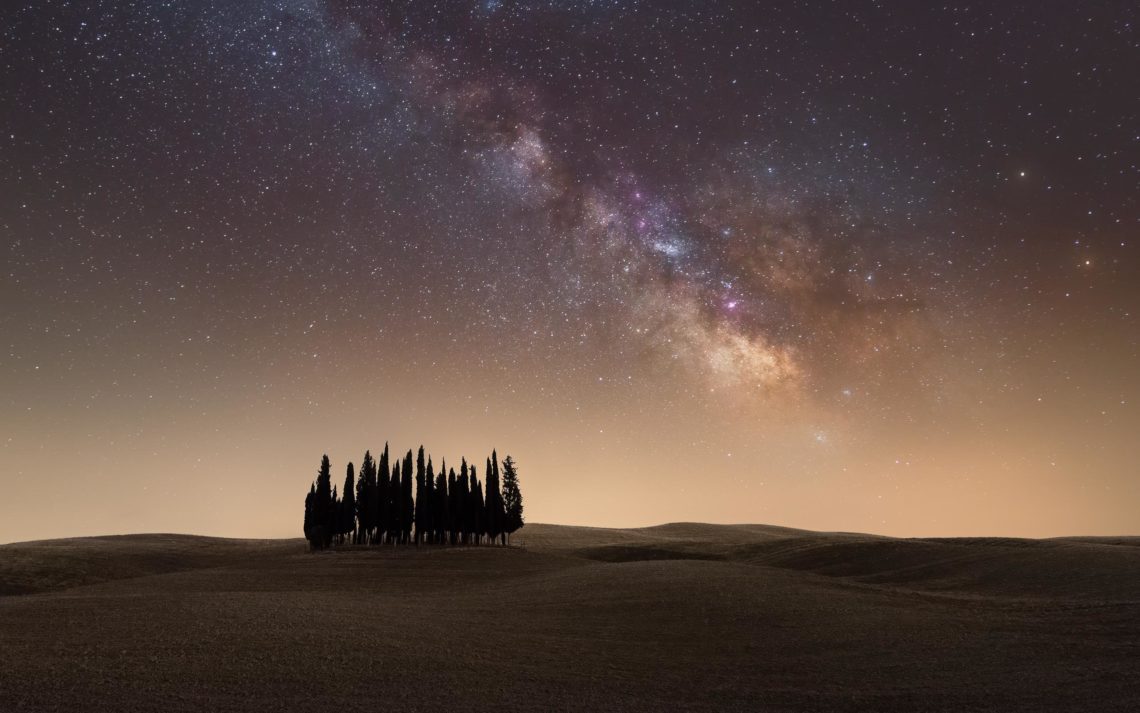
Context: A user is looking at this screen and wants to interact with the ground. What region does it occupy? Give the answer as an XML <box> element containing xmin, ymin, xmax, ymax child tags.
<box><xmin>1</xmin><ymin>523</ymin><xmax>1137</xmax><ymax>712</ymax></box>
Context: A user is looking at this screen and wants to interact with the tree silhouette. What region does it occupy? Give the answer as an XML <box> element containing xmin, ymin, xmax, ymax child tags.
<box><xmin>389</xmin><ymin>462</ymin><xmax>401</xmax><ymax>544</ymax></box>
<box><xmin>331</xmin><ymin>484</ymin><xmax>340</xmax><ymax>545</ymax></box>
<box><xmin>458</xmin><ymin>460</ymin><xmax>471</xmax><ymax>545</ymax></box>
<box><xmin>377</xmin><ymin>444</ymin><xmax>390</xmax><ymax>544</ymax></box>
<box><xmin>340</xmin><ymin>463</ymin><xmax>356</xmax><ymax>545</ymax></box>
<box><xmin>401</xmin><ymin>450</ymin><xmax>414</xmax><ymax>544</ymax></box>
<box><xmin>301</xmin><ymin>445</ymin><xmax>523</xmax><ymax>550</ymax></box>
<box><xmin>423</xmin><ymin>456</ymin><xmax>436</xmax><ymax>544</ymax></box>
<box><xmin>303</xmin><ymin>482</ymin><xmax>317</xmax><ymax>548</ymax></box>
<box><xmin>414</xmin><ymin>446</ymin><xmax>426</xmax><ymax>545</ymax></box>
<box><xmin>434</xmin><ymin>462</ymin><xmax>448</xmax><ymax>545</ymax></box>
<box><xmin>470</xmin><ymin>468</ymin><xmax>485</xmax><ymax>545</ymax></box>
<box><xmin>447</xmin><ymin>467</ymin><xmax>459</xmax><ymax>545</ymax></box>
<box><xmin>485</xmin><ymin>452</ymin><xmax>506</xmax><ymax>545</ymax></box>
<box><xmin>313</xmin><ymin>454</ymin><xmax>334</xmax><ymax>549</ymax></box>
<box><xmin>356</xmin><ymin>451</ymin><xmax>375</xmax><ymax>545</ymax></box>
<box><xmin>501</xmin><ymin>455</ymin><xmax>524</xmax><ymax>544</ymax></box>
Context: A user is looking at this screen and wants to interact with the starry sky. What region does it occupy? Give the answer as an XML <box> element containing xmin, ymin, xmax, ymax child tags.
<box><xmin>1</xmin><ymin>1</ymin><xmax>1137</xmax><ymax>542</ymax></box>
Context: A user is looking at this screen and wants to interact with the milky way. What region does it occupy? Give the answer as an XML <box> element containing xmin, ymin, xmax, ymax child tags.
<box><xmin>1</xmin><ymin>1</ymin><xmax>1136</xmax><ymax>540</ymax></box>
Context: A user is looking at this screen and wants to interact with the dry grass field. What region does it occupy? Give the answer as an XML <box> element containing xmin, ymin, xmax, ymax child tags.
<box><xmin>1</xmin><ymin>523</ymin><xmax>1137</xmax><ymax>711</ymax></box>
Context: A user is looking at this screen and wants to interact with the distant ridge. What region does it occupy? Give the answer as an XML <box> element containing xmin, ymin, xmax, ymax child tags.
<box><xmin>3</xmin><ymin>523</ymin><xmax>1138</xmax><ymax>601</ymax></box>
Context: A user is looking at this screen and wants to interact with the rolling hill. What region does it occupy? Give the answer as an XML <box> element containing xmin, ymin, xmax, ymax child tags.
<box><xmin>1</xmin><ymin>523</ymin><xmax>1137</xmax><ymax>711</ymax></box>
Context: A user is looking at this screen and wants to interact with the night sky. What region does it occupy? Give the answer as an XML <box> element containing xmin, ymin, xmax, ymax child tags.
<box><xmin>2</xmin><ymin>1</ymin><xmax>1136</xmax><ymax>542</ymax></box>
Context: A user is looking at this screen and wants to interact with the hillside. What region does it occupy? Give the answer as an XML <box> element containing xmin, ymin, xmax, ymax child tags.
<box><xmin>1</xmin><ymin>524</ymin><xmax>1137</xmax><ymax>711</ymax></box>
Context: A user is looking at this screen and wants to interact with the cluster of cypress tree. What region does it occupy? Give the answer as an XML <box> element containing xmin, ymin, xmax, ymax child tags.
<box><xmin>303</xmin><ymin>445</ymin><xmax>524</xmax><ymax>551</ymax></box>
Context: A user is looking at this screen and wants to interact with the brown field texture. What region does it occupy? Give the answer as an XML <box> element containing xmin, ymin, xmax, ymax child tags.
<box><xmin>1</xmin><ymin>523</ymin><xmax>1138</xmax><ymax>712</ymax></box>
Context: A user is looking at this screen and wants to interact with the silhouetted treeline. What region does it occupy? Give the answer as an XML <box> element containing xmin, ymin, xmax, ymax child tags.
<box><xmin>303</xmin><ymin>445</ymin><xmax>523</xmax><ymax>551</ymax></box>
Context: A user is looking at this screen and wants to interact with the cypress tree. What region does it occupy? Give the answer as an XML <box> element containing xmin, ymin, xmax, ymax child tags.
<box><xmin>303</xmin><ymin>445</ymin><xmax>519</xmax><ymax>550</ymax></box>
<box><xmin>355</xmin><ymin>452</ymin><xmax>372</xmax><ymax>544</ymax></box>
<box><xmin>374</xmin><ymin>463</ymin><xmax>384</xmax><ymax>544</ymax></box>
<box><xmin>377</xmin><ymin>444</ymin><xmax>390</xmax><ymax>544</ymax></box>
<box><xmin>471</xmin><ymin>469</ymin><xmax>485</xmax><ymax>545</ymax></box>
<box><xmin>485</xmin><ymin>479</ymin><xmax>492</xmax><ymax>544</ymax></box>
<box><xmin>342</xmin><ymin>462</ymin><xmax>356</xmax><ymax>545</ymax></box>
<box><xmin>485</xmin><ymin>454</ymin><xmax>505</xmax><ymax>545</ymax></box>
<box><xmin>492</xmin><ymin>449</ymin><xmax>506</xmax><ymax>544</ymax></box>
<box><xmin>377</xmin><ymin>456</ymin><xmax>388</xmax><ymax>544</ymax></box>
<box><xmin>501</xmin><ymin>455</ymin><xmax>524</xmax><ymax>544</ymax></box>
<box><xmin>485</xmin><ymin>456</ymin><xmax>496</xmax><ymax>543</ymax></box>
<box><xmin>356</xmin><ymin>456</ymin><xmax>366</xmax><ymax>545</ymax></box>
<box><xmin>424</xmin><ymin>457</ymin><xmax>436</xmax><ymax>544</ymax></box>
<box><xmin>314</xmin><ymin>454</ymin><xmax>333</xmax><ymax>549</ymax></box>
<box><xmin>414</xmin><ymin>446</ymin><xmax>426</xmax><ymax>545</ymax></box>
<box><xmin>331</xmin><ymin>484</ymin><xmax>339</xmax><ymax>546</ymax></box>
<box><xmin>389</xmin><ymin>463</ymin><xmax>400</xmax><ymax>544</ymax></box>
<box><xmin>332</xmin><ymin>483</ymin><xmax>342</xmax><ymax>545</ymax></box>
<box><xmin>434</xmin><ymin>462</ymin><xmax>448</xmax><ymax>544</ymax></box>
<box><xmin>303</xmin><ymin>482</ymin><xmax>317</xmax><ymax>549</ymax></box>
<box><xmin>458</xmin><ymin>460</ymin><xmax>471</xmax><ymax>545</ymax></box>
<box><xmin>401</xmin><ymin>450</ymin><xmax>414</xmax><ymax>544</ymax></box>
<box><xmin>447</xmin><ymin>467</ymin><xmax>459</xmax><ymax>545</ymax></box>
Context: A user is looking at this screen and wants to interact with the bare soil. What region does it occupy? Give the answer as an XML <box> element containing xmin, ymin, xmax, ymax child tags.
<box><xmin>1</xmin><ymin>524</ymin><xmax>1137</xmax><ymax>711</ymax></box>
